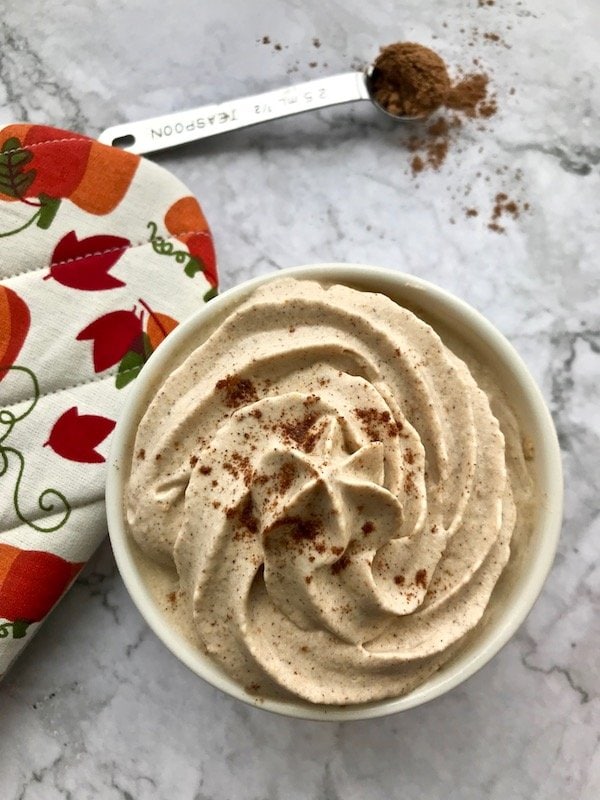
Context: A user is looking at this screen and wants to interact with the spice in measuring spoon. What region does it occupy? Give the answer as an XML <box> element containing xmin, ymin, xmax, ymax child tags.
<box><xmin>369</xmin><ymin>42</ymin><xmax>452</xmax><ymax>118</ymax></box>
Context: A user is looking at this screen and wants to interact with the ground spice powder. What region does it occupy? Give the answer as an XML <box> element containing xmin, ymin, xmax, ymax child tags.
<box><xmin>487</xmin><ymin>192</ymin><xmax>529</xmax><ymax>233</ymax></box>
<box><xmin>371</xmin><ymin>42</ymin><xmax>498</xmax><ymax>178</ymax></box>
<box><xmin>371</xmin><ymin>43</ymin><xmax>451</xmax><ymax>117</ymax></box>
<box><xmin>446</xmin><ymin>73</ymin><xmax>490</xmax><ymax>116</ymax></box>
<box><xmin>372</xmin><ymin>42</ymin><xmax>496</xmax><ymax>122</ymax></box>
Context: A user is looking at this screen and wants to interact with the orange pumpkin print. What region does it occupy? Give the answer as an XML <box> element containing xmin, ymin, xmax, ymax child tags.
<box><xmin>0</xmin><ymin>543</ymin><xmax>83</xmax><ymax>637</ymax></box>
<box><xmin>165</xmin><ymin>196</ymin><xmax>218</xmax><ymax>287</ymax></box>
<box><xmin>0</xmin><ymin>125</ymin><xmax>139</xmax><ymax>229</ymax></box>
<box><xmin>0</xmin><ymin>286</ymin><xmax>30</xmax><ymax>380</ymax></box>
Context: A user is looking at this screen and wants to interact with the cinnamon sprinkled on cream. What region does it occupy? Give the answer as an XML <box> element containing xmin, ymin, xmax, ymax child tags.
<box><xmin>127</xmin><ymin>278</ymin><xmax>534</xmax><ymax>705</ymax></box>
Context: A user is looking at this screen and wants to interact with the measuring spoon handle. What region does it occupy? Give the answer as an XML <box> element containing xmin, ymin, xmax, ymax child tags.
<box><xmin>98</xmin><ymin>72</ymin><xmax>370</xmax><ymax>156</ymax></box>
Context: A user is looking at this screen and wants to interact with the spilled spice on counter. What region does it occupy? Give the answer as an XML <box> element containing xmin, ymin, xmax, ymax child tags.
<box><xmin>411</xmin><ymin>154</ymin><xmax>425</xmax><ymax>174</ymax></box>
<box><xmin>371</xmin><ymin>42</ymin><xmax>497</xmax><ymax>177</ymax></box>
<box><xmin>368</xmin><ymin>9</ymin><xmax>532</xmax><ymax>233</ymax></box>
<box><xmin>446</xmin><ymin>73</ymin><xmax>494</xmax><ymax>117</ymax></box>
<box><xmin>488</xmin><ymin>192</ymin><xmax>529</xmax><ymax>233</ymax></box>
<box><xmin>408</xmin><ymin>116</ymin><xmax>459</xmax><ymax>174</ymax></box>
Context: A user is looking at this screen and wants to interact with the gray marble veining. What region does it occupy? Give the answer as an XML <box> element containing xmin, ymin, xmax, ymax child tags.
<box><xmin>1</xmin><ymin>0</ymin><xmax>599</xmax><ymax>798</ymax></box>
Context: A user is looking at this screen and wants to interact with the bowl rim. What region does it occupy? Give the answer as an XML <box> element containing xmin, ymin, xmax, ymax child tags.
<box><xmin>106</xmin><ymin>263</ymin><xmax>563</xmax><ymax>721</ymax></box>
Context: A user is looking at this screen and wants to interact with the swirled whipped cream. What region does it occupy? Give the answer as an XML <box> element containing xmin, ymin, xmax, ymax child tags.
<box><xmin>127</xmin><ymin>278</ymin><xmax>532</xmax><ymax>705</ymax></box>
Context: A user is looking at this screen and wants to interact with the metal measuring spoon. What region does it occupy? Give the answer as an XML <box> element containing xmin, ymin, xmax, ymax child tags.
<box><xmin>98</xmin><ymin>66</ymin><xmax>422</xmax><ymax>156</ymax></box>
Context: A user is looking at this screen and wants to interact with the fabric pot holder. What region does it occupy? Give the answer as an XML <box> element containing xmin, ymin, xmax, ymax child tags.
<box><xmin>0</xmin><ymin>124</ymin><xmax>218</xmax><ymax>677</ymax></box>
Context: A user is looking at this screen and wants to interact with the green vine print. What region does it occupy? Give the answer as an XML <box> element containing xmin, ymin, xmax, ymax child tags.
<box><xmin>147</xmin><ymin>220</ymin><xmax>203</xmax><ymax>276</ymax></box>
<box><xmin>0</xmin><ymin>366</ymin><xmax>71</xmax><ymax>532</ymax></box>
<box><xmin>147</xmin><ymin>220</ymin><xmax>216</xmax><ymax>301</ymax></box>
<box><xmin>0</xmin><ymin>620</ymin><xmax>28</xmax><ymax>639</ymax></box>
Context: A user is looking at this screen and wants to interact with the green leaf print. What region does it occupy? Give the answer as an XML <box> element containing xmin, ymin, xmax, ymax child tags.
<box><xmin>0</xmin><ymin>137</ymin><xmax>36</xmax><ymax>199</ymax></box>
<box><xmin>36</xmin><ymin>194</ymin><xmax>61</xmax><ymax>229</ymax></box>
<box><xmin>183</xmin><ymin>257</ymin><xmax>203</xmax><ymax>278</ymax></box>
<box><xmin>115</xmin><ymin>350</ymin><xmax>146</xmax><ymax>389</ymax></box>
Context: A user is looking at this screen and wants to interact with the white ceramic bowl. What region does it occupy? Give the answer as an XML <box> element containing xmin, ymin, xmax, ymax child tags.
<box><xmin>106</xmin><ymin>264</ymin><xmax>563</xmax><ymax>721</ymax></box>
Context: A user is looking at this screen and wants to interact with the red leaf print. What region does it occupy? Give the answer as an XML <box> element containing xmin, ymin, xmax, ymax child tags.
<box><xmin>77</xmin><ymin>308</ymin><xmax>142</xmax><ymax>372</ymax></box>
<box><xmin>45</xmin><ymin>407</ymin><xmax>116</xmax><ymax>463</ymax></box>
<box><xmin>44</xmin><ymin>231</ymin><xmax>130</xmax><ymax>290</ymax></box>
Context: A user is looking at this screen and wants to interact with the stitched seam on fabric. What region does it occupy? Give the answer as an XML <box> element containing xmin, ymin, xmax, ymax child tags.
<box><xmin>1</xmin><ymin>496</ymin><xmax>106</xmax><ymax>533</ymax></box>
<box><xmin>0</xmin><ymin>137</ymin><xmax>95</xmax><ymax>156</ymax></box>
<box><xmin>166</xmin><ymin>230</ymin><xmax>211</xmax><ymax>238</ymax></box>
<box><xmin>50</xmin><ymin>243</ymin><xmax>135</xmax><ymax>268</ymax></box>
<box><xmin>1</xmin><ymin>231</ymin><xmax>211</xmax><ymax>281</ymax></box>
<box><xmin>1</xmin><ymin>368</ymin><xmax>142</xmax><ymax>411</ymax></box>
<box><xmin>41</xmin><ymin>229</ymin><xmax>212</xmax><ymax>267</ymax></box>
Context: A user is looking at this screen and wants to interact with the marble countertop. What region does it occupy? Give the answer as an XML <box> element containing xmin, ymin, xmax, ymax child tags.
<box><xmin>1</xmin><ymin>0</ymin><xmax>598</xmax><ymax>797</ymax></box>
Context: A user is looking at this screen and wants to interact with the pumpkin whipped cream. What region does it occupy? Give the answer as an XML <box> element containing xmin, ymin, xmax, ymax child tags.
<box><xmin>126</xmin><ymin>278</ymin><xmax>533</xmax><ymax>705</ymax></box>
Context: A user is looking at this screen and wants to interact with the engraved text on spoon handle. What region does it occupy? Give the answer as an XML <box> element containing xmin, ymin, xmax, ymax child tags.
<box><xmin>99</xmin><ymin>72</ymin><xmax>369</xmax><ymax>155</ymax></box>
